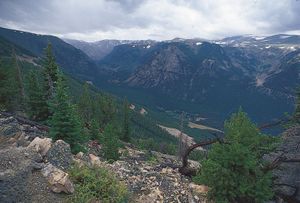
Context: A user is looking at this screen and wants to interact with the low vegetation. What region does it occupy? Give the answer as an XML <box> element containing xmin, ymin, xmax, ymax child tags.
<box><xmin>68</xmin><ymin>164</ymin><xmax>129</xmax><ymax>203</ymax></box>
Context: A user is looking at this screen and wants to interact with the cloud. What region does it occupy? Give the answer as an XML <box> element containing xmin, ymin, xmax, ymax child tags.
<box><xmin>0</xmin><ymin>0</ymin><xmax>299</xmax><ymax>41</ymax></box>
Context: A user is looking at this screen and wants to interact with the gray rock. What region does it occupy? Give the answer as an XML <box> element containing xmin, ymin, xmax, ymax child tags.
<box><xmin>46</xmin><ymin>140</ymin><xmax>72</xmax><ymax>170</ymax></box>
<box><xmin>0</xmin><ymin>116</ymin><xmax>20</xmax><ymax>137</ymax></box>
<box><xmin>0</xmin><ymin>145</ymin><xmax>67</xmax><ymax>203</ymax></box>
<box><xmin>266</xmin><ymin>126</ymin><xmax>300</xmax><ymax>202</ymax></box>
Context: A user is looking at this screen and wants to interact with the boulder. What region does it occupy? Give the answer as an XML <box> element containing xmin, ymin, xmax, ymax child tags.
<box><xmin>46</xmin><ymin>140</ymin><xmax>72</xmax><ymax>170</ymax></box>
<box><xmin>89</xmin><ymin>154</ymin><xmax>102</xmax><ymax>167</ymax></box>
<box><xmin>41</xmin><ymin>163</ymin><xmax>74</xmax><ymax>194</ymax></box>
<box><xmin>28</xmin><ymin>137</ymin><xmax>52</xmax><ymax>156</ymax></box>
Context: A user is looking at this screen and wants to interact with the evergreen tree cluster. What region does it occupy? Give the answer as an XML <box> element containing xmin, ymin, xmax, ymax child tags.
<box><xmin>28</xmin><ymin>44</ymin><xmax>85</xmax><ymax>153</ymax></box>
<box><xmin>76</xmin><ymin>83</ymin><xmax>132</xmax><ymax>160</ymax></box>
<box><xmin>1</xmin><ymin>42</ymin><xmax>192</xmax><ymax>161</ymax></box>
<box><xmin>0</xmin><ymin>43</ymin><xmax>125</xmax><ymax>157</ymax></box>
<box><xmin>0</xmin><ymin>55</ymin><xmax>23</xmax><ymax>111</ymax></box>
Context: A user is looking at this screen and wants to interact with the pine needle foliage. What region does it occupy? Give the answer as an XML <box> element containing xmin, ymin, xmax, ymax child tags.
<box><xmin>49</xmin><ymin>74</ymin><xmax>86</xmax><ymax>153</ymax></box>
<box><xmin>25</xmin><ymin>70</ymin><xmax>49</xmax><ymax>121</ymax></box>
<box><xmin>194</xmin><ymin>109</ymin><xmax>276</xmax><ymax>203</ymax></box>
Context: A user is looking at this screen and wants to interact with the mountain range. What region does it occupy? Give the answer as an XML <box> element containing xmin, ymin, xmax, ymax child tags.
<box><xmin>1</xmin><ymin>26</ymin><xmax>299</xmax><ymax>130</ymax></box>
<box><xmin>67</xmin><ymin>34</ymin><xmax>300</xmax><ymax>126</ymax></box>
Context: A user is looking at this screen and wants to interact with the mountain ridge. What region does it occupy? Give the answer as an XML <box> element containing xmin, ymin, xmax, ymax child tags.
<box><xmin>1</xmin><ymin>26</ymin><xmax>299</xmax><ymax>130</ymax></box>
<box><xmin>0</xmin><ymin>27</ymin><xmax>98</xmax><ymax>80</ymax></box>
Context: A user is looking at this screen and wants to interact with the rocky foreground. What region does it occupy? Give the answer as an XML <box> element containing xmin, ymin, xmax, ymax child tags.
<box><xmin>1</xmin><ymin>113</ymin><xmax>299</xmax><ymax>203</ymax></box>
<box><xmin>0</xmin><ymin>113</ymin><xmax>209</xmax><ymax>203</ymax></box>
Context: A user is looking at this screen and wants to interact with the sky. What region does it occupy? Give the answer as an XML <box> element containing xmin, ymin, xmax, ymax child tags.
<box><xmin>0</xmin><ymin>0</ymin><xmax>300</xmax><ymax>42</ymax></box>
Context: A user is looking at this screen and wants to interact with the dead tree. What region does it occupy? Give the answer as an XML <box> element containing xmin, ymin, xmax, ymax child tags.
<box><xmin>179</xmin><ymin>138</ymin><xmax>220</xmax><ymax>176</ymax></box>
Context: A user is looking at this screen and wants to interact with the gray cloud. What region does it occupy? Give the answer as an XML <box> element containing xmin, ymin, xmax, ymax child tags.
<box><xmin>0</xmin><ymin>0</ymin><xmax>299</xmax><ymax>41</ymax></box>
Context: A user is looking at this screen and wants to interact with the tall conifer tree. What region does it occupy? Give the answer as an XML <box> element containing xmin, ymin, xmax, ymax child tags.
<box><xmin>25</xmin><ymin>70</ymin><xmax>49</xmax><ymax>121</ymax></box>
<box><xmin>0</xmin><ymin>55</ymin><xmax>22</xmax><ymax>111</ymax></box>
<box><xmin>78</xmin><ymin>83</ymin><xmax>93</xmax><ymax>124</ymax></box>
<box><xmin>49</xmin><ymin>73</ymin><xmax>85</xmax><ymax>153</ymax></box>
<box><xmin>121</xmin><ymin>98</ymin><xmax>130</xmax><ymax>142</ymax></box>
<box><xmin>102</xmin><ymin>123</ymin><xmax>120</xmax><ymax>161</ymax></box>
<box><xmin>43</xmin><ymin>43</ymin><xmax>59</xmax><ymax>101</ymax></box>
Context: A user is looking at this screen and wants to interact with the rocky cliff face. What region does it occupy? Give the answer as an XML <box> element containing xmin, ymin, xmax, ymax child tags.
<box><xmin>125</xmin><ymin>42</ymin><xmax>247</xmax><ymax>105</ymax></box>
<box><xmin>264</xmin><ymin>126</ymin><xmax>300</xmax><ymax>203</ymax></box>
<box><xmin>126</xmin><ymin>44</ymin><xmax>191</xmax><ymax>89</ymax></box>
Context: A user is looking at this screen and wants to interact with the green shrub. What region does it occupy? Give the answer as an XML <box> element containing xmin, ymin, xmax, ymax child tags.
<box><xmin>193</xmin><ymin>109</ymin><xmax>276</xmax><ymax>203</ymax></box>
<box><xmin>68</xmin><ymin>164</ymin><xmax>129</xmax><ymax>203</ymax></box>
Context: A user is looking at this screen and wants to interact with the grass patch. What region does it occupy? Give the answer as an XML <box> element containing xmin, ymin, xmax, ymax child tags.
<box><xmin>68</xmin><ymin>164</ymin><xmax>129</xmax><ymax>203</ymax></box>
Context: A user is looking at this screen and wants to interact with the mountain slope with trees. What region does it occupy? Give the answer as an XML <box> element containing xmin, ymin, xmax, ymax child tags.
<box><xmin>0</xmin><ymin>35</ymin><xmax>179</xmax><ymax>156</ymax></box>
<box><xmin>0</xmin><ymin>27</ymin><xmax>98</xmax><ymax>80</ymax></box>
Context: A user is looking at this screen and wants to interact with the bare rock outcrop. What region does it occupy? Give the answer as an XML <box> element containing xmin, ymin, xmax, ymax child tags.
<box><xmin>265</xmin><ymin>126</ymin><xmax>300</xmax><ymax>202</ymax></box>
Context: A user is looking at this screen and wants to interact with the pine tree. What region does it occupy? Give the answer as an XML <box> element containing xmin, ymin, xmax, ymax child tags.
<box><xmin>92</xmin><ymin>93</ymin><xmax>104</xmax><ymax>127</ymax></box>
<box><xmin>194</xmin><ymin>109</ymin><xmax>275</xmax><ymax>203</ymax></box>
<box><xmin>43</xmin><ymin>43</ymin><xmax>59</xmax><ymax>101</ymax></box>
<box><xmin>78</xmin><ymin>83</ymin><xmax>93</xmax><ymax>124</ymax></box>
<box><xmin>121</xmin><ymin>98</ymin><xmax>130</xmax><ymax>142</ymax></box>
<box><xmin>0</xmin><ymin>56</ymin><xmax>22</xmax><ymax>111</ymax></box>
<box><xmin>49</xmin><ymin>73</ymin><xmax>85</xmax><ymax>153</ymax></box>
<box><xmin>38</xmin><ymin>43</ymin><xmax>60</xmax><ymax>119</ymax></box>
<box><xmin>99</xmin><ymin>95</ymin><xmax>116</xmax><ymax>125</ymax></box>
<box><xmin>102</xmin><ymin>123</ymin><xmax>120</xmax><ymax>161</ymax></box>
<box><xmin>90</xmin><ymin>118</ymin><xmax>101</xmax><ymax>141</ymax></box>
<box><xmin>12</xmin><ymin>48</ymin><xmax>25</xmax><ymax>101</ymax></box>
<box><xmin>0</xmin><ymin>58</ymin><xmax>8</xmax><ymax>110</ymax></box>
<box><xmin>25</xmin><ymin>70</ymin><xmax>49</xmax><ymax>121</ymax></box>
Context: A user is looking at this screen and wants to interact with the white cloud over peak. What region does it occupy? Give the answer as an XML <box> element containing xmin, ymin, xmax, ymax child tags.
<box><xmin>0</xmin><ymin>0</ymin><xmax>299</xmax><ymax>41</ymax></box>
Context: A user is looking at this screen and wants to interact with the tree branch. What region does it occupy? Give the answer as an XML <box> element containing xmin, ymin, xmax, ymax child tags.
<box><xmin>179</xmin><ymin>138</ymin><xmax>221</xmax><ymax>176</ymax></box>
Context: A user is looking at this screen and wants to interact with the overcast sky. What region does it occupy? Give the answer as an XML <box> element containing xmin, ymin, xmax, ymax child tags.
<box><xmin>0</xmin><ymin>0</ymin><xmax>300</xmax><ymax>41</ymax></box>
